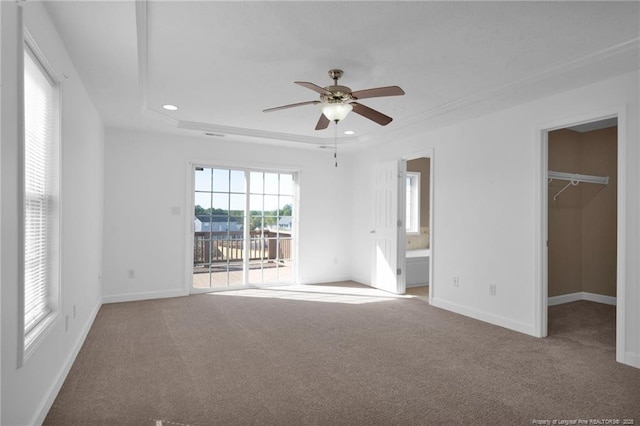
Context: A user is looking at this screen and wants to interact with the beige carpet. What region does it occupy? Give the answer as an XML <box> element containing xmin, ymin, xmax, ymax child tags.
<box><xmin>44</xmin><ymin>283</ymin><xmax>640</xmax><ymax>425</ymax></box>
<box><xmin>405</xmin><ymin>285</ymin><xmax>429</xmax><ymax>300</ymax></box>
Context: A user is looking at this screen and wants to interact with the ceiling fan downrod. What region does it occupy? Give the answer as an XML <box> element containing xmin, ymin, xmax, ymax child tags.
<box><xmin>328</xmin><ymin>69</ymin><xmax>343</xmax><ymax>85</ymax></box>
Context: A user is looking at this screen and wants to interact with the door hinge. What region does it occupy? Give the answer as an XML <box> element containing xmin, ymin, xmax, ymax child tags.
<box><xmin>397</xmin><ymin>268</ymin><xmax>402</xmax><ymax>275</ymax></box>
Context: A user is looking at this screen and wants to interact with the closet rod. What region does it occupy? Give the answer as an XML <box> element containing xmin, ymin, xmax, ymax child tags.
<box><xmin>548</xmin><ymin>171</ymin><xmax>609</xmax><ymax>201</ymax></box>
<box><xmin>548</xmin><ymin>171</ymin><xmax>609</xmax><ymax>185</ymax></box>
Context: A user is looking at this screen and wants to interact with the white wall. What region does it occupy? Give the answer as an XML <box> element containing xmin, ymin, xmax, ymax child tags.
<box><xmin>351</xmin><ymin>71</ymin><xmax>640</xmax><ymax>367</ymax></box>
<box><xmin>0</xmin><ymin>3</ymin><xmax>105</xmax><ymax>424</ymax></box>
<box><xmin>102</xmin><ymin>128</ymin><xmax>353</xmax><ymax>301</ymax></box>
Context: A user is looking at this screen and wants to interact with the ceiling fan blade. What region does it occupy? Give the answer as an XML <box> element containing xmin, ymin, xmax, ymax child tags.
<box><xmin>263</xmin><ymin>100</ymin><xmax>319</xmax><ymax>113</ymax></box>
<box><xmin>351</xmin><ymin>102</ymin><xmax>393</xmax><ymax>126</ymax></box>
<box><xmin>315</xmin><ymin>114</ymin><xmax>330</xmax><ymax>130</ymax></box>
<box><xmin>295</xmin><ymin>81</ymin><xmax>332</xmax><ymax>96</ymax></box>
<box><xmin>351</xmin><ymin>86</ymin><xmax>405</xmax><ymax>100</ymax></box>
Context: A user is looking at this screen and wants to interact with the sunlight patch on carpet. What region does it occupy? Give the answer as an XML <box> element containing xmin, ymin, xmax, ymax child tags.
<box><xmin>150</xmin><ymin>419</ymin><xmax>195</xmax><ymax>426</ymax></box>
<box><xmin>208</xmin><ymin>284</ymin><xmax>408</xmax><ymax>304</ymax></box>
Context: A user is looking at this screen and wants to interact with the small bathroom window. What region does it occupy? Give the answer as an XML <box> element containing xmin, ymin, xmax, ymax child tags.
<box><xmin>406</xmin><ymin>172</ymin><xmax>420</xmax><ymax>234</ymax></box>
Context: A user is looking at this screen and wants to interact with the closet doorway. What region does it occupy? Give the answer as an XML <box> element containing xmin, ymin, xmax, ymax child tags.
<box><xmin>543</xmin><ymin>116</ymin><xmax>620</xmax><ymax>355</ymax></box>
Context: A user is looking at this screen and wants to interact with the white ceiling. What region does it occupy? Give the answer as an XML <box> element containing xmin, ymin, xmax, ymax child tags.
<box><xmin>43</xmin><ymin>1</ymin><xmax>639</xmax><ymax>148</ymax></box>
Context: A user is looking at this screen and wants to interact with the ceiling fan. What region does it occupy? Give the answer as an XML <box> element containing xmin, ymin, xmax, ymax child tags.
<box><xmin>263</xmin><ymin>69</ymin><xmax>405</xmax><ymax>130</ymax></box>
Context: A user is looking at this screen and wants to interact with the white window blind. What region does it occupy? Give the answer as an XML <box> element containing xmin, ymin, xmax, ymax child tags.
<box><xmin>23</xmin><ymin>43</ymin><xmax>60</xmax><ymax>347</ymax></box>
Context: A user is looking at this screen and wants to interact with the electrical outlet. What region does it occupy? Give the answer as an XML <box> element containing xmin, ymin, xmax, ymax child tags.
<box><xmin>489</xmin><ymin>284</ymin><xmax>496</xmax><ymax>296</ymax></box>
<box><xmin>453</xmin><ymin>276</ymin><xmax>459</xmax><ymax>287</ymax></box>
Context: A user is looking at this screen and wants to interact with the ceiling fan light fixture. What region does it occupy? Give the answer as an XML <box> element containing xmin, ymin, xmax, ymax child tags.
<box><xmin>320</xmin><ymin>102</ymin><xmax>352</xmax><ymax>122</ymax></box>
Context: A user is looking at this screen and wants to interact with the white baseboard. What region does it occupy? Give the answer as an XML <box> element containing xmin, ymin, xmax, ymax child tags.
<box><xmin>548</xmin><ymin>292</ymin><xmax>616</xmax><ymax>307</ymax></box>
<box><xmin>406</xmin><ymin>282</ymin><xmax>429</xmax><ymax>288</ymax></box>
<box><xmin>102</xmin><ymin>288</ymin><xmax>187</xmax><ymax>304</ymax></box>
<box><xmin>430</xmin><ymin>297</ymin><xmax>535</xmax><ymax>336</ymax></box>
<box><xmin>32</xmin><ymin>298</ymin><xmax>102</xmax><ymax>426</ymax></box>
<box><xmin>296</xmin><ymin>275</ymin><xmax>354</xmax><ymax>286</ymax></box>
<box><xmin>624</xmin><ymin>351</ymin><xmax>640</xmax><ymax>369</ymax></box>
<box><xmin>349</xmin><ymin>275</ymin><xmax>370</xmax><ymax>287</ymax></box>
<box><xmin>582</xmin><ymin>292</ymin><xmax>617</xmax><ymax>305</ymax></box>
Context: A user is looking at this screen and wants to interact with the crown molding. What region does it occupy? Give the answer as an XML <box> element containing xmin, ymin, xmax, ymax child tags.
<box><xmin>395</xmin><ymin>37</ymin><xmax>640</xmax><ymax>130</ymax></box>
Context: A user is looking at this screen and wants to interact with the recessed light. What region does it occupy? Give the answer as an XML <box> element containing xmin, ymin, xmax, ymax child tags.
<box><xmin>343</xmin><ymin>130</ymin><xmax>355</xmax><ymax>135</ymax></box>
<box><xmin>162</xmin><ymin>104</ymin><xmax>178</xmax><ymax>111</ymax></box>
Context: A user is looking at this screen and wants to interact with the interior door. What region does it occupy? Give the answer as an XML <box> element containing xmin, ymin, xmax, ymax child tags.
<box><xmin>371</xmin><ymin>160</ymin><xmax>405</xmax><ymax>294</ymax></box>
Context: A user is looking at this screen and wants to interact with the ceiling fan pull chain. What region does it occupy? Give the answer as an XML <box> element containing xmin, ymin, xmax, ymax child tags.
<box><xmin>334</xmin><ymin>122</ymin><xmax>338</xmax><ymax>168</ymax></box>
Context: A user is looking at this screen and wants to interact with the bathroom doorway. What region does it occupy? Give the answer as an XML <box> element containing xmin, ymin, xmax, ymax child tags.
<box><xmin>403</xmin><ymin>152</ymin><xmax>433</xmax><ymax>303</ymax></box>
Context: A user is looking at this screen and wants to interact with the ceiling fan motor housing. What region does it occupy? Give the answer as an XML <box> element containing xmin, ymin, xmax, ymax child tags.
<box><xmin>321</xmin><ymin>86</ymin><xmax>354</xmax><ymax>103</ymax></box>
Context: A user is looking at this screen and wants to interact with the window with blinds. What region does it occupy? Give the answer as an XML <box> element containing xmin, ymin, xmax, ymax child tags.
<box><xmin>22</xmin><ymin>41</ymin><xmax>60</xmax><ymax>355</ymax></box>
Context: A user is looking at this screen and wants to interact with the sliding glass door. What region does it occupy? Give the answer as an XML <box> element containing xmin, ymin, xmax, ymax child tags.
<box><xmin>192</xmin><ymin>166</ymin><xmax>295</xmax><ymax>289</ymax></box>
<box><xmin>248</xmin><ymin>171</ymin><xmax>294</xmax><ymax>284</ymax></box>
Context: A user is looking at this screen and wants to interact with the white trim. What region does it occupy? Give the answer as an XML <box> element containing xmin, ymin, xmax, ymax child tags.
<box><xmin>625</xmin><ymin>352</ymin><xmax>640</xmax><ymax>369</ymax></box>
<box><xmin>547</xmin><ymin>292</ymin><xmax>581</xmax><ymax>306</ymax></box>
<box><xmin>184</xmin><ymin>162</ymin><xmax>195</xmax><ymax>295</ymax></box>
<box><xmin>394</xmin><ymin>38</ymin><xmax>639</xmax><ymax>132</ymax></box>
<box><xmin>406</xmin><ymin>282</ymin><xmax>428</xmax><ymax>289</ymax></box>
<box><xmin>583</xmin><ymin>292</ymin><xmax>617</xmax><ymax>306</ymax></box>
<box><xmin>189</xmin><ymin>159</ymin><xmax>301</xmax><ymax>175</ymax></box>
<box><xmin>102</xmin><ymin>289</ymin><xmax>187</xmax><ymax>304</ymax></box>
<box><xmin>0</xmin><ymin>1</ymin><xmax>3</xmax><ymax>417</ymax></box>
<box><xmin>536</xmin><ymin>106</ymin><xmax>627</xmax><ymax>364</ymax></box>
<box><xmin>30</xmin><ymin>298</ymin><xmax>102</xmax><ymax>426</ymax></box>
<box><xmin>16</xmin><ymin>4</ymin><xmax>27</xmax><ymax>367</ymax></box>
<box><xmin>431</xmin><ymin>297</ymin><xmax>535</xmax><ymax>336</ymax></box>
<box><xmin>548</xmin><ymin>292</ymin><xmax>616</xmax><ymax>307</ymax></box>
<box><xmin>614</xmin><ymin>108</ymin><xmax>627</xmax><ymax>365</ymax></box>
<box><xmin>297</xmin><ymin>275</ymin><xmax>353</xmax><ymax>286</ymax></box>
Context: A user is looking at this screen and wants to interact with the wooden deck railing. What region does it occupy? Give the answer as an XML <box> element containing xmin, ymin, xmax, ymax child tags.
<box><xmin>193</xmin><ymin>230</ymin><xmax>291</xmax><ymax>266</ymax></box>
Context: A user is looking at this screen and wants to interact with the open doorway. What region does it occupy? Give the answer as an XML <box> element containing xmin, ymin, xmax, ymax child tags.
<box><xmin>542</xmin><ymin>116</ymin><xmax>622</xmax><ymax>358</ymax></box>
<box><xmin>403</xmin><ymin>153</ymin><xmax>433</xmax><ymax>303</ymax></box>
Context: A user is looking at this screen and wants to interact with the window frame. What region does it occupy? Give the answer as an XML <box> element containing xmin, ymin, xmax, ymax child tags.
<box><xmin>18</xmin><ymin>29</ymin><xmax>63</xmax><ymax>367</ymax></box>
<box><xmin>406</xmin><ymin>171</ymin><xmax>421</xmax><ymax>235</ymax></box>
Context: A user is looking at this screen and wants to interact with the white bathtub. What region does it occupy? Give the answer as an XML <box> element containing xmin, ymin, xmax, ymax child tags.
<box><xmin>406</xmin><ymin>249</ymin><xmax>430</xmax><ymax>287</ymax></box>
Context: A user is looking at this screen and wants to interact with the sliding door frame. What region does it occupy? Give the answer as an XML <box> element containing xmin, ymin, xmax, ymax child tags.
<box><xmin>184</xmin><ymin>161</ymin><xmax>300</xmax><ymax>294</ymax></box>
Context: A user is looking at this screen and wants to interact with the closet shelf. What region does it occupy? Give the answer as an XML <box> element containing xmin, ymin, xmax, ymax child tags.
<box><xmin>548</xmin><ymin>170</ymin><xmax>609</xmax><ymax>201</ymax></box>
